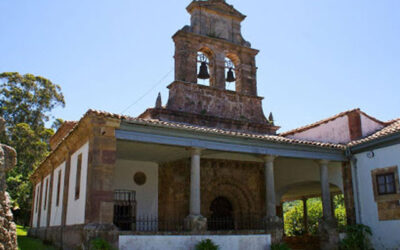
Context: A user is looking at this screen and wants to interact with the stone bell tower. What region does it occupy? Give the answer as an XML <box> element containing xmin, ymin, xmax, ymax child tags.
<box><xmin>140</xmin><ymin>0</ymin><xmax>279</xmax><ymax>134</ymax></box>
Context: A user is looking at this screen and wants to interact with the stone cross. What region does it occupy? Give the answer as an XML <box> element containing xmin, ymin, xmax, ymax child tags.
<box><xmin>0</xmin><ymin>117</ymin><xmax>17</xmax><ymax>191</ymax></box>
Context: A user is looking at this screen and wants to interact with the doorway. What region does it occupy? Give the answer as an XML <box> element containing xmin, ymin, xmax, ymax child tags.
<box><xmin>208</xmin><ymin>196</ymin><xmax>234</xmax><ymax>230</ymax></box>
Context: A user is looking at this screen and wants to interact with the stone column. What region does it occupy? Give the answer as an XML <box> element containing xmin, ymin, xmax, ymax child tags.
<box><xmin>318</xmin><ymin>160</ymin><xmax>339</xmax><ymax>250</ymax></box>
<box><xmin>265</xmin><ymin>155</ymin><xmax>277</xmax><ymax>218</ymax></box>
<box><xmin>263</xmin><ymin>155</ymin><xmax>283</xmax><ymax>244</ymax></box>
<box><xmin>184</xmin><ymin>148</ymin><xmax>207</xmax><ymax>232</ymax></box>
<box><xmin>319</xmin><ymin>160</ymin><xmax>332</xmax><ymax>219</ymax></box>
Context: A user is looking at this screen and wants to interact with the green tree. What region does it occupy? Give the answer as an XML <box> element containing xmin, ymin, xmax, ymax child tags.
<box><xmin>0</xmin><ymin>72</ymin><xmax>65</xmax><ymax>225</ymax></box>
<box><xmin>284</xmin><ymin>195</ymin><xmax>347</xmax><ymax>236</ymax></box>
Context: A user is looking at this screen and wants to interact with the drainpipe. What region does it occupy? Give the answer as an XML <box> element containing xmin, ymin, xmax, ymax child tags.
<box><xmin>346</xmin><ymin>148</ymin><xmax>362</xmax><ymax>224</ymax></box>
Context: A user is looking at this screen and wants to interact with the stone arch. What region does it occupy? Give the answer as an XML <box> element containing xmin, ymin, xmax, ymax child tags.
<box><xmin>225</xmin><ymin>52</ymin><xmax>241</xmax><ymax>91</ymax></box>
<box><xmin>202</xmin><ymin>178</ymin><xmax>258</xmax><ymax>218</ymax></box>
<box><xmin>197</xmin><ymin>46</ymin><xmax>215</xmax><ymax>86</ymax></box>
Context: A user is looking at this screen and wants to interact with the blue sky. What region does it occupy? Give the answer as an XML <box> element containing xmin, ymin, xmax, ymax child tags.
<box><xmin>1</xmin><ymin>0</ymin><xmax>399</xmax><ymax>132</ymax></box>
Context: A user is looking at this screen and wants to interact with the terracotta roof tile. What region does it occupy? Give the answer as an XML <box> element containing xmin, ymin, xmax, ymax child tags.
<box><xmin>349</xmin><ymin>119</ymin><xmax>400</xmax><ymax>147</ymax></box>
<box><xmin>86</xmin><ymin>109</ymin><xmax>345</xmax><ymax>149</ymax></box>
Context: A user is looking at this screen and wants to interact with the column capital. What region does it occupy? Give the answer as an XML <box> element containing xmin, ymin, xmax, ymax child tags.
<box><xmin>263</xmin><ymin>155</ymin><xmax>278</xmax><ymax>163</ymax></box>
<box><xmin>189</xmin><ymin>147</ymin><xmax>203</xmax><ymax>156</ymax></box>
<box><xmin>317</xmin><ymin>159</ymin><xmax>330</xmax><ymax>166</ymax></box>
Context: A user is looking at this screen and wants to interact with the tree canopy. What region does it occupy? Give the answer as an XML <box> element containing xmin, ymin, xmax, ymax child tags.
<box><xmin>0</xmin><ymin>72</ymin><xmax>65</xmax><ymax>225</ymax></box>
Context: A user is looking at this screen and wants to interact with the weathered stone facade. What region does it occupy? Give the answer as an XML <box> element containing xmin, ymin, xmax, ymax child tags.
<box><xmin>159</xmin><ymin>159</ymin><xmax>267</xmax><ymax>226</ymax></box>
<box><xmin>0</xmin><ymin>117</ymin><xmax>17</xmax><ymax>250</ymax></box>
<box><xmin>140</xmin><ymin>0</ymin><xmax>279</xmax><ymax>135</ymax></box>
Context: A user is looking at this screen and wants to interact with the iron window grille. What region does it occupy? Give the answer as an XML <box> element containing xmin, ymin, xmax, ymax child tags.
<box><xmin>113</xmin><ymin>190</ymin><xmax>137</xmax><ymax>231</ymax></box>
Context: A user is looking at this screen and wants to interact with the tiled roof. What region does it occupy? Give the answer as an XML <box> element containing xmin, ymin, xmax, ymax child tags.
<box><xmin>86</xmin><ymin>110</ymin><xmax>345</xmax><ymax>149</ymax></box>
<box><xmin>280</xmin><ymin>108</ymin><xmax>386</xmax><ymax>136</ymax></box>
<box><xmin>348</xmin><ymin>119</ymin><xmax>400</xmax><ymax>147</ymax></box>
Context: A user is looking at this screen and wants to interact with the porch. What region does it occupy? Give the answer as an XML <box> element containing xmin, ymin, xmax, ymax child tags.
<box><xmin>106</xmin><ymin>123</ymin><xmax>348</xmax><ymax>249</ymax></box>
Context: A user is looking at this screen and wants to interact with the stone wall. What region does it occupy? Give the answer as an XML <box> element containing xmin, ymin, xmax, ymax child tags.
<box><xmin>166</xmin><ymin>81</ymin><xmax>267</xmax><ymax>123</ymax></box>
<box><xmin>159</xmin><ymin>158</ymin><xmax>266</xmax><ymax>224</ymax></box>
<box><xmin>0</xmin><ymin>192</ymin><xmax>17</xmax><ymax>250</ymax></box>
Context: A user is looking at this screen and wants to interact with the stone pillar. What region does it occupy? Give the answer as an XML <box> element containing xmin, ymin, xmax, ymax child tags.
<box><xmin>184</xmin><ymin>148</ymin><xmax>207</xmax><ymax>232</ymax></box>
<box><xmin>302</xmin><ymin>198</ymin><xmax>308</xmax><ymax>235</ymax></box>
<box><xmin>214</xmin><ymin>53</ymin><xmax>226</xmax><ymax>90</ymax></box>
<box><xmin>319</xmin><ymin>160</ymin><xmax>332</xmax><ymax>219</ymax></box>
<box><xmin>263</xmin><ymin>155</ymin><xmax>283</xmax><ymax>244</ymax></box>
<box><xmin>83</xmin><ymin>116</ymin><xmax>120</xmax><ymax>249</ymax></box>
<box><xmin>265</xmin><ymin>155</ymin><xmax>277</xmax><ymax>217</ymax></box>
<box><xmin>318</xmin><ymin>160</ymin><xmax>339</xmax><ymax>250</ymax></box>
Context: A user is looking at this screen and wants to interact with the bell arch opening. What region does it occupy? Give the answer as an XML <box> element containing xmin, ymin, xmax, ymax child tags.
<box><xmin>208</xmin><ymin>196</ymin><xmax>234</xmax><ymax>231</ymax></box>
<box><xmin>197</xmin><ymin>47</ymin><xmax>214</xmax><ymax>86</ymax></box>
<box><xmin>225</xmin><ymin>53</ymin><xmax>240</xmax><ymax>91</ymax></box>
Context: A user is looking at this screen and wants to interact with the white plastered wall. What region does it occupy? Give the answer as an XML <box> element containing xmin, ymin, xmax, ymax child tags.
<box><xmin>113</xmin><ymin>159</ymin><xmax>158</xmax><ymax>218</ymax></box>
<box><xmin>287</xmin><ymin>116</ymin><xmax>351</xmax><ymax>144</ymax></box>
<box><xmin>275</xmin><ymin>158</ymin><xmax>343</xmax><ymax>202</ymax></box>
<box><xmin>354</xmin><ymin>144</ymin><xmax>400</xmax><ymax>248</ymax></box>
<box><xmin>32</xmin><ymin>182</ymin><xmax>41</xmax><ymax>228</ymax></box>
<box><xmin>39</xmin><ymin>174</ymin><xmax>51</xmax><ymax>227</ymax></box>
<box><xmin>49</xmin><ymin>162</ymin><xmax>66</xmax><ymax>226</ymax></box>
<box><xmin>360</xmin><ymin>114</ymin><xmax>384</xmax><ymax>138</ymax></box>
<box><xmin>66</xmin><ymin>141</ymin><xmax>89</xmax><ymax>225</ymax></box>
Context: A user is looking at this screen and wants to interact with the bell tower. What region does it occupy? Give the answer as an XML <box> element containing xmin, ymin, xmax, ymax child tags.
<box><xmin>139</xmin><ymin>0</ymin><xmax>279</xmax><ymax>134</ymax></box>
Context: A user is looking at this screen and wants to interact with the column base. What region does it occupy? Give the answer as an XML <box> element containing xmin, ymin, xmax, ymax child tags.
<box><xmin>318</xmin><ymin>218</ymin><xmax>339</xmax><ymax>250</ymax></box>
<box><xmin>184</xmin><ymin>215</ymin><xmax>207</xmax><ymax>232</ymax></box>
<box><xmin>264</xmin><ymin>216</ymin><xmax>283</xmax><ymax>244</ymax></box>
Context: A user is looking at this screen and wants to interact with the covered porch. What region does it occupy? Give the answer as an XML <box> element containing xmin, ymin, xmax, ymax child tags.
<box><xmin>106</xmin><ymin>120</ymin><xmax>349</xmax><ymax>249</ymax></box>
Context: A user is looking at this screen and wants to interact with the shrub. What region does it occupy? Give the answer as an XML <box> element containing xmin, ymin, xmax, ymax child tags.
<box><xmin>339</xmin><ymin>224</ymin><xmax>373</xmax><ymax>250</ymax></box>
<box><xmin>195</xmin><ymin>239</ymin><xmax>219</xmax><ymax>250</ymax></box>
<box><xmin>90</xmin><ymin>238</ymin><xmax>114</xmax><ymax>250</ymax></box>
<box><xmin>271</xmin><ymin>242</ymin><xmax>291</xmax><ymax>250</ymax></box>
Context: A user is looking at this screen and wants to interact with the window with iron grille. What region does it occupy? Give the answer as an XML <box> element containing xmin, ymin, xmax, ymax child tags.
<box><xmin>113</xmin><ymin>190</ymin><xmax>136</xmax><ymax>231</ymax></box>
<box><xmin>376</xmin><ymin>173</ymin><xmax>396</xmax><ymax>195</ymax></box>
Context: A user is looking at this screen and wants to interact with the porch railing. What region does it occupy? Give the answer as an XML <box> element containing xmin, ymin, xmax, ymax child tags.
<box><xmin>119</xmin><ymin>214</ymin><xmax>267</xmax><ymax>232</ymax></box>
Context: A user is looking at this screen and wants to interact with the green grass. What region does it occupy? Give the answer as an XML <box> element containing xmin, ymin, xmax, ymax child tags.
<box><xmin>17</xmin><ymin>225</ymin><xmax>56</xmax><ymax>250</ymax></box>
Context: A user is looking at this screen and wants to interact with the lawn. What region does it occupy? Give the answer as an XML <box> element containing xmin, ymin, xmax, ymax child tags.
<box><xmin>17</xmin><ymin>225</ymin><xmax>56</xmax><ymax>250</ymax></box>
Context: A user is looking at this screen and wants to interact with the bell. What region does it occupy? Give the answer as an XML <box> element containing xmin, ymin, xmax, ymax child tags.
<box><xmin>197</xmin><ymin>62</ymin><xmax>210</xmax><ymax>79</ymax></box>
<box><xmin>226</xmin><ymin>68</ymin><xmax>236</xmax><ymax>82</ymax></box>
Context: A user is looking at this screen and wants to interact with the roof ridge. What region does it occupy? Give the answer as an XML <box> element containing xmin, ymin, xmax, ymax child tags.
<box><xmin>280</xmin><ymin>108</ymin><xmax>360</xmax><ymax>136</ymax></box>
<box><xmin>348</xmin><ymin>119</ymin><xmax>400</xmax><ymax>147</ymax></box>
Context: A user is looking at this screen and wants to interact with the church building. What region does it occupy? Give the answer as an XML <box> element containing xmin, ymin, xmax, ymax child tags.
<box><xmin>28</xmin><ymin>1</ymin><xmax>400</xmax><ymax>249</ymax></box>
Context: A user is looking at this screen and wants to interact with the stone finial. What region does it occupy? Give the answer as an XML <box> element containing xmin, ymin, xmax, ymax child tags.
<box><xmin>268</xmin><ymin>112</ymin><xmax>274</xmax><ymax>125</ymax></box>
<box><xmin>155</xmin><ymin>93</ymin><xmax>162</xmax><ymax>109</ymax></box>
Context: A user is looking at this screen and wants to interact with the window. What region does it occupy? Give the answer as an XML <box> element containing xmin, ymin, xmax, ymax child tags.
<box><xmin>376</xmin><ymin>173</ymin><xmax>396</xmax><ymax>195</ymax></box>
<box><xmin>35</xmin><ymin>185</ymin><xmax>41</xmax><ymax>213</ymax></box>
<box><xmin>56</xmin><ymin>169</ymin><xmax>62</xmax><ymax>206</ymax></box>
<box><xmin>75</xmin><ymin>154</ymin><xmax>82</xmax><ymax>200</ymax></box>
<box><xmin>43</xmin><ymin>179</ymin><xmax>49</xmax><ymax>210</ymax></box>
<box><xmin>113</xmin><ymin>190</ymin><xmax>136</xmax><ymax>231</ymax></box>
<box><xmin>371</xmin><ymin>166</ymin><xmax>400</xmax><ymax>202</ymax></box>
